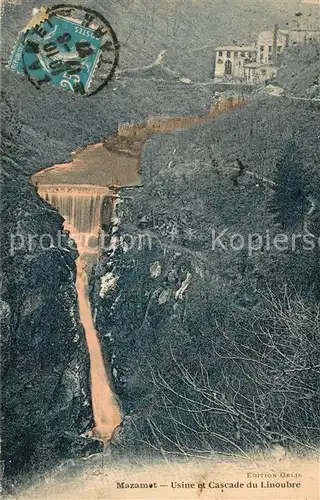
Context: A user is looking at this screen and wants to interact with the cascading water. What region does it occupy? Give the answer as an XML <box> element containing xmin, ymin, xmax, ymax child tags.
<box><xmin>37</xmin><ymin>187</ymin><xmax>106</xmax><ymax>255</ymax></box>
<box><xmin>39</xmin><ymin>190</ymin><xmax>104</xmax><ymax>233</ymax></box>
<box><xmin>75</xmin><ymin>256</ymin><xmax>121</xmax><ymax>443</ymax></box>
<box><xmin>36</xmin><ymin>185</ymin><xmax>122</xmax><ymax>444</ymax></box>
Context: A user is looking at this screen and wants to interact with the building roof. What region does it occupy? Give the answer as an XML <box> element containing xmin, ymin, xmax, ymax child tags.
<box><xmin>215</xmin><ymin>45</ymin><xmax>256</xmax><ymax>52</ymax></box>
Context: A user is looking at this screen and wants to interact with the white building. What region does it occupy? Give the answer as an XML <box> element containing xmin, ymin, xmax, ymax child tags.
<box><xmin>257</xmin><ymin>29</ymin><xmax>289</xmax><ymax>64</ymax></box>
<box><xmin>214</xmin><ymin>45</ymin><xmax>257</xmax><ymax>80</ymax></box>
<box><xmin>214</xmin><ymin>25</ymin><xmax>320</xmax><ymax>86</ymax></box>
<box><xmin>256</xmin><ymin>28</ymin><xmax>320</xmax><ymax>64</ymax></box>
<box><xmin>243</xmin><ymin>63</ymin><xmax>277</xmax><ymax>85</ymax></box>
<box><xmin>289</xmin><ymin>29</ymin><xmax>320</xmax><ymax>44</ymax></box>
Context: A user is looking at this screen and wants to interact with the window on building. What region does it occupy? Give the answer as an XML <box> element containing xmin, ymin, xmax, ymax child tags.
<box><xmin>225</xmin><ymin>59</ymin><xmax>232</xmax><ymax>75</ymax></box>
<box><xmin>277</xmin><ymin>45</ymin><xmax>282</xmax><ymax>52</ymax></box>
<box><xmin>241</xmin><ymin>51</ymin><xmax>245</xmax><ymax>57</ymax></box>
<box><xmin>268</xmin><ymin>45</ymin><xmax>272</xmax><ymax>52</ymax></box>
<box><xmin>218</xmin><ymin>50</ymin><xmax>223</xmax><ymax>56</ymax></box>
<box><xmin>226</xmin><ymin>50</ymin><xmax>231</xmax><ymax>58</ymax></box>
<box><xmin>234</xmin><ymin>51</ymin><xmax>238</xmax><ymax>57</ymax></box>
<box><xmin>260</xmin><ymin>45</ymin><xmax>264</xmax><ymax>52</ymax></box>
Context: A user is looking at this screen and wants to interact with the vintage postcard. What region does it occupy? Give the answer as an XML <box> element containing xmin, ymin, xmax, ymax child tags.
<box><xmin>1</xmin><ymin>0</ymin><xmax>319</xmax><ymax>499</ymax></box>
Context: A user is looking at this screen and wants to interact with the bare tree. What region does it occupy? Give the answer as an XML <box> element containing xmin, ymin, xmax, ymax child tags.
<box><xmin>128</xmin><ymin>292</ymin><xmax>320</xmax><ymax>458</ymax></box>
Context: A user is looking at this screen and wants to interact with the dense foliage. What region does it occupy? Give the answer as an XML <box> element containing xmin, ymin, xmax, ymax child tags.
<box><xmin>96</xmin><ymin>45</ymin><xmax>320</xmax><ymax>458</ymax></box>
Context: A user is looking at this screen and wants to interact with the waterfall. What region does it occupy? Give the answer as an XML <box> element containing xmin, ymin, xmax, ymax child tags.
<box><xmin>75</xmin><ymin>257</ymin><xmax>122</xmax><ymax>443</ymax></box>
<box><xmin>39</xmin><ymin>190</ymin><xmax>104</xmax><ymax>234</ymax></box>
<box><xmin>37</xmin><ymin>187</ymin><xmax>110</xmax><ymax>255</ymax></box>
<box><xmin>36</xmin><ymin>184</ymin><xmax>122</xmax><ymax>445</ymax></box>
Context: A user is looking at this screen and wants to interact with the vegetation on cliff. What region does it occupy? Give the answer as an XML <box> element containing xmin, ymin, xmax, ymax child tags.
<box><xmin>96</xmin><ymin>45</ymin><xmax>320</xmax><ymax>459</ymax></box>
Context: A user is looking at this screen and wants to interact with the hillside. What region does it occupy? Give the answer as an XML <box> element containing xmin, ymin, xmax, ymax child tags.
<box><xmin>2</xmin><ymin>0</ymin><xmax>314</xmax><ymax>80</ymax></box>
<box><xmin>92</xmin><ymin>46</ymin><xmax>320</xmax><ymax>460</ymax></box>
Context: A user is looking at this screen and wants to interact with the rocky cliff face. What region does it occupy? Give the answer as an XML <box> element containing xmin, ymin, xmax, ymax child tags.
<box><xmin>1</xmin><ymin>104</ymin><xmax>99</xmax><ymax>479</ymax></box>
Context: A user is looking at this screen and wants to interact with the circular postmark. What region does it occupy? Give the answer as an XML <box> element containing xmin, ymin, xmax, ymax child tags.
<box><xmin>7</xmin><ymin>4</ymin><xmax>120</xmax><ymax>96</ymax></box>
